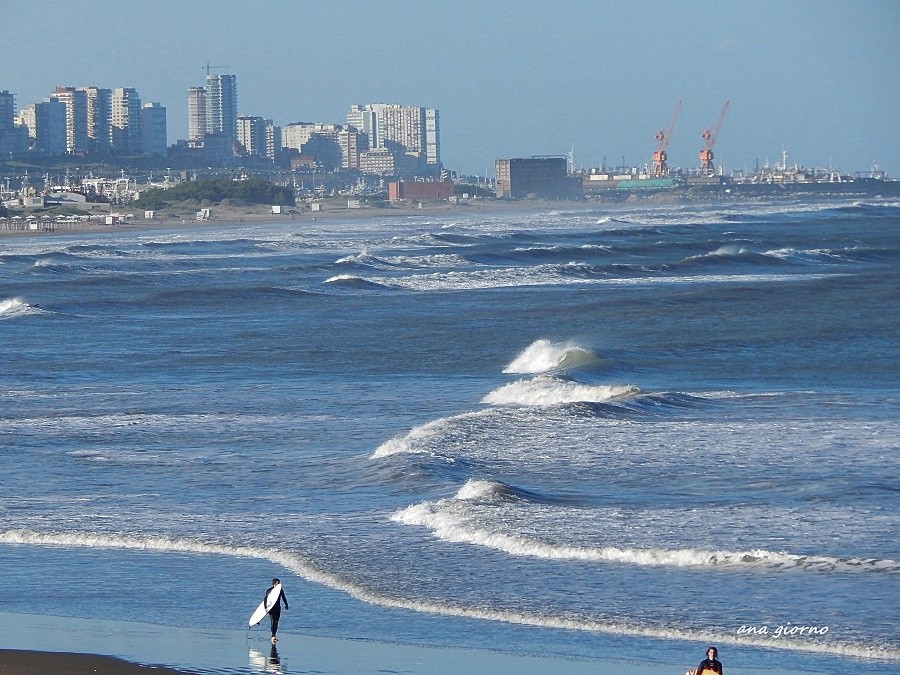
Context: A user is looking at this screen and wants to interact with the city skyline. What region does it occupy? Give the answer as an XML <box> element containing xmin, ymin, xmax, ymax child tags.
<box><xmin>1</xmin><ymin>1</ymin><xmax>899</xmax><ymax>176</ymax></box>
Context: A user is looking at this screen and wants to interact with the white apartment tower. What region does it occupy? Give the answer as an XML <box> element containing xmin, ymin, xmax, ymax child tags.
<box><xmin>50</xmin><ymin>86</ymin><xmax>88</xmax><ymax>154</ymax></box>
<box><xmin>205</xmin><ymin>73</ymin><xmax>238</xmax><ymax>143</ymax></box>
<box><xmin>187</xmin><ymin>86</ymin><xmax>207</xmax><ymax>141</ymax></box>
<box><xmin>111</xmin><ymin>87</ymin><xmax>142</xmax><ymax>153</ymax></box>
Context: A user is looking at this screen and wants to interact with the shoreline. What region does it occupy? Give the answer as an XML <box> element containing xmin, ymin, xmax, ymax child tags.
<box><xmin>0</xmin><ymin>198</ymin><xmax>590</xmax><ymax>239</ymax></box>
<box><xmin>0</xmin><ymin>610</ymin><xmax>707</xmax><ymax>675</ymax></box>
<box><xmin>0</xmin><ymin>188</ymin><xmax>873</xmax><ymax>239</ymax></box>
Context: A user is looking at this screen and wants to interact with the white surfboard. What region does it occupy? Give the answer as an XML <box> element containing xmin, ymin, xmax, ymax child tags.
<box><xmin>249</xmin><ymin>582</ymin><xmax>282</xmax><ymax>626</ymax></box>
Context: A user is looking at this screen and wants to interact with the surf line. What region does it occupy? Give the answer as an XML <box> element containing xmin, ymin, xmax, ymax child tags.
<box><xmin>1</xmin><ymin>529</ymin><xmax>897</xmax><ymax>662</ymax></box>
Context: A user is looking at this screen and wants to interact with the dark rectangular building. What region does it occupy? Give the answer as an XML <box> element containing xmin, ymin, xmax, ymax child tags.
<box><xmin>495</xmin><ymin>156</ymin><xmax>579</xmax><ymax>200</ymax></box>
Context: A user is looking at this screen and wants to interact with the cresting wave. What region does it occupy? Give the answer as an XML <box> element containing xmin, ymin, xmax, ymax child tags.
<box><xmin>483</xmin><ymin>375</ymin><xmax>638</xmax><ymax>406</ymax></box>
<box><xmin>1</xmin><ymin>529</ymin><xmax>895</xmax><ymax>661</ymax></box>
<box><xmin>503</xmin><ymin>339</ymin><xmax>601</xmax><ymax>374</ymax></box>
<box><xmin>0</xmin><ymin>297</ymin><xmax>42</xmax><ymax>319</ymax></box>
<box><xmin>392</xmin><ymin>480</ymin><xmax>900</xmax><ymax>575</ymax></box>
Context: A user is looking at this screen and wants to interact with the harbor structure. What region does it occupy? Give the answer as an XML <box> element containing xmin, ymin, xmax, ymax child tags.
<box><xmin>495</xmin><ymin>156</ymin><xmax>578</xmax><ymax>200</ymax></box>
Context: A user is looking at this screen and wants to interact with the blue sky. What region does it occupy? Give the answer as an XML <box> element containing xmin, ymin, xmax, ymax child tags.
<box><xmin>3</xmin><ymin>1</ymin><xmax>899</xmax><ymax>177</ymax></box>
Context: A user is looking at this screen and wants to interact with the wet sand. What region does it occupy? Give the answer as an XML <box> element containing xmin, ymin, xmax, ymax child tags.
<box><xmin>0</xmin><ymin>611</ymin><xmax>708</xmax><ymax>675</ymax></box>
<box><xmin>0</xmin><ymin>649</ymin><xmax>197</xmax><ymax>674</ymax></box>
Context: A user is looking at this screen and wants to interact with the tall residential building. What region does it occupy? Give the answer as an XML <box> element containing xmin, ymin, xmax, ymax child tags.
<box><xmin>205</xmin><ymin>74</ymin><xmax>237</xmax><ymax>143</ymax></box>
<box><xmin>50</xmin><ymin>86</ymin><xmax>88</xmax><ymax>154</ymax></box>
<box><xmin>346</xmin><ymin>105</ymin><xmax>378</xmax><ymax>150</ymax></box>
<box><xmin>264</xmin><ymin>120</ymin><xmax>281</xmax><ymax>162</ymax></box>
<box><xmin>338</xmin><ymin>128</ymin><xmax>365</xmax><ymax>171</ymax></box>
<box><xmin>78</xmin><ymin>87</ymin><xmax>112</xmax><ymax>153</ymax></box>
<box><xmin>19</xmin><ymin>99</ymin><xmax>67</xmax><ymax>156</ymax></box>
<box><xmin>346</xmin><ymin>103</ymin><xmax>441</xmax><ymax>175</ymax></box>
<box><xmin>236</xmin><ymin>115</ymin><xmax>268</xmax><ymax>157</ymax></box>
<box><xmin>187</xmin><ymin>86</ymin><xmax>207</xmax><ymax>141</ymax></box>
<box><xmin>111</xmin><ymin>87</ymin><xmax>142</xmax><ymax>153</ymax></box>
<box><xmin>141</xmin><ymin>102</ymin><xmax>167</xmax><ymax>156</ymax></box>
<box><xmin>424</xmin><ymin>108</ymin><xmax>440</xmax><ymax>168</ymax></box>
<box><xmin>0</xmin><ymin>90</ymin><xmax>15</xmax><ymax>154</ymax></box>
<box><xmin>282</xmin><ymin>122</ymin><xmax>341</xmax><ymax>152</ymax></box>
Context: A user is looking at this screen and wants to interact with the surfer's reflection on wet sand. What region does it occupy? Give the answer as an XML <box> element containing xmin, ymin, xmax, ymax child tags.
<box><xmin>248</xmin><ymin>645</ymin><xmax>284</xmax><ymax>674</ymax></box>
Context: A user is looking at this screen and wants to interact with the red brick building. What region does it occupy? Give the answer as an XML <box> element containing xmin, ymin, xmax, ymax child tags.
<box><xmin>388</xmin><ymin>180</ymin><xmax>453</xmax><ymax>201</ymax></box>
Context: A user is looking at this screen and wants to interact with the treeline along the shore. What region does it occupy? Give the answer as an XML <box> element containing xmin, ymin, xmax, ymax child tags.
<box><xmin>134</xmin><ymin>177</ymin><xmax>294</xmax><ymax>210</ymax></box>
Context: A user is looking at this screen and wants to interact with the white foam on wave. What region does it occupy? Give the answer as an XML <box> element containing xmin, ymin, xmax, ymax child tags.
<box><xmin>483</xmin><ymin>376</ymin><xmax>638</xmax><ymax>406</ymax></box>
<box><xmin>0</xmin><ymin>298</ymin><xmax>42</xmax><ymax>320</ymax></box>
<box><xmin>341</xmin><ymin>267</ymin><xmax>839</xmax><ymax>292</ymax></box>
<box><xmin>393</xmin><ymin>480</ymin><xmax>900</xmax><ymax>575</ymax></box>
<box><xmin>1</xmin><ymin>528</ymin><xmax>895</xmax><ymax>661</ymax></box>
<box><xmin>334</xmin><ymin>250</ymin><xmax>374</xmax><ymax>265</ymax></box>
<box><xmin>370</xmin><ymin>411</ymin><xmax>484</xmax><ymax>459</ymax></box>
<box><xmin>503</xmin><ymin>339</ymin><xmax>599</xmax><ymax>374</ymax></box>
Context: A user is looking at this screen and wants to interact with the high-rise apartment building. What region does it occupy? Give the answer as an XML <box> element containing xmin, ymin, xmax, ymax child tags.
<box><xmin>346</xmin><ymin>105</ymin><xmax>377</xmax><ymax>150</ymax></box>
<box><xmin>111</xmin><ymin>87</ymin><xmax>142</xmax><ymax>153</ymax></box>
<box><xmin>206</xmin><ymin>74</ymin><xmax>237</xmax><ymax>143</ymax></box>
<box><xmin>264</xmin><ymin>120</ymin><xmax>280</xmax><ymax>162</ymax></box>
<box><xmin>19</xmin><ymin>99</ymin><xmax>67</xmax><ymax>156</ymax></box>
<box><xmin>346</xmin><ymin>103</ymin><xmax>441</xmax><ymax>175</ymax></box>
<box><xmin>0</xmin><ymin>90</ymin><xmax>15</xmax><ymax>154</ymax></box>
<box><xmin>236</xmin><ymin>115</ymin><xmax>269</xmax><ymax>157</ymax></box>
<box><xmin>424</xmin><ymin>108</ymin><xmax>440</xmax><ymax>168</ymax></box>
<box><xmin>141</xmin><ymin>102</ymin><xmax>167</xmax><ymax>156</ymax></box>
<box><xmin>50</xmin><ymin>86</ymin><xmax>88</xmax><ymax>154</ymax></box>
<box><xmin>78</xmin><ymin>87</ymin><xmax>111</xmax><ymax>153</ymax></box>
<box><xmin>187</xmin><ymin>86</ymin><xmax>207</xmax><ymax>141</ymax></box>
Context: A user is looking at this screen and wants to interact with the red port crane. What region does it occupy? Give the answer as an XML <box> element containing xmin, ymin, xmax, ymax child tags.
<box><xmin>699</xmin><ymin>100</ymin><xmax>730</xmax><ymax>176</ymax></box>
<box><xmin>651</xmin><ymin>100</ymin><xmax>682</xmax><ymax>177</ymax></box>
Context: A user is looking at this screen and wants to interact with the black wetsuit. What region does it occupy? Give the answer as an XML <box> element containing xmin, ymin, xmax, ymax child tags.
<box><xmin>265</xmin><ymin>585</ymin><xmax>289</xmax><ymax>637</ymax></box>
<box><xmin>696</xmin><ymin>657</ymin><xmax>723</xmax><ymax>674</ymax></box>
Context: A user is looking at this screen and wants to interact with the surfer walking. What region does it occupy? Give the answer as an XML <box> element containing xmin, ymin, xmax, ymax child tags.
<box><xmin>689</xmin><ymin>646</ymin><xmax>723</xmax><ymax>675</ymax></box>
<box><xmin>265</xmin><ymin>578</ymin><xmax>289</xmax><ymax>643</ymax></box>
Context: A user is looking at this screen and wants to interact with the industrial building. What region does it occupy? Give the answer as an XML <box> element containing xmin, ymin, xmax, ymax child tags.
<box><xmin>495</xmin><ymin>156</ymin><xmax>579</xmax><ymax>200</ymax></box>
<box><xmin>388</xmin><ymin>180</ymin><xmax>453</xmax><ymax>201</ymax></box>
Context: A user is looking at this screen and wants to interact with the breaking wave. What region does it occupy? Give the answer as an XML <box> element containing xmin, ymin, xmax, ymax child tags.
<box><xmin>0</xmin><ymin>297</ymin><xmax>43</xmax><ymax>320</ymax></box>
<box><xmin>323</xmin><ymin>274</ymin><xmax>391</xmax><ymax>290</ymax></box>
<box><xmin>483</xmin><ymin>375</ymin><xmax>639</xmax><ymax>406</ymax></box>
<box><xmin>392</xmin><ymin>480</ymin><xmax>900</xmax><ymax>575</ymax></box>
<box><xmin>503</xmin><ymin>339</ymin><xmax>602</xmax><ymax>374</ymax></box>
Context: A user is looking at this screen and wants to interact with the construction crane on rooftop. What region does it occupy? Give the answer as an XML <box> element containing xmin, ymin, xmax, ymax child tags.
<box><xmin>699</xmin><ymin>100</ymin><xmax>730</xmax><ymax>176</ymax></box>
<box><xmin>203</xmin><ymin>62</ymin><xmax>230</xmax><ymax>76</ymax></box>
<box><xmin>651</xmin><ymin>101</ymin><xmax>682</xmax><ymax>177</ymax></box>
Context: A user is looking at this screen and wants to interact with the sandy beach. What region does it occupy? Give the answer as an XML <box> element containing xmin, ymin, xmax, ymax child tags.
<box><xmin>0</xmin><ymin>195</ymin><xmax>679</xmax><ymax>239</ymax></box>
<box><xmin>0</xmin><ymin>649</ymin><xmax>197</xmax><ymax>674</ymax></box>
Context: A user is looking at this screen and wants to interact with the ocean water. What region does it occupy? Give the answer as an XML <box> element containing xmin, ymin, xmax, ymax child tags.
<box><xmin>1</xmin><ymin>197</ymin><xmax>897</xmax><ymax>674</ymax></box>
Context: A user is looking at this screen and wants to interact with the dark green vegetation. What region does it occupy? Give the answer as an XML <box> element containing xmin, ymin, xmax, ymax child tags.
<box><xmin>134</xmin><ymin>177</ymin><xmax>294</xmax><ymax>210</ymax></box>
